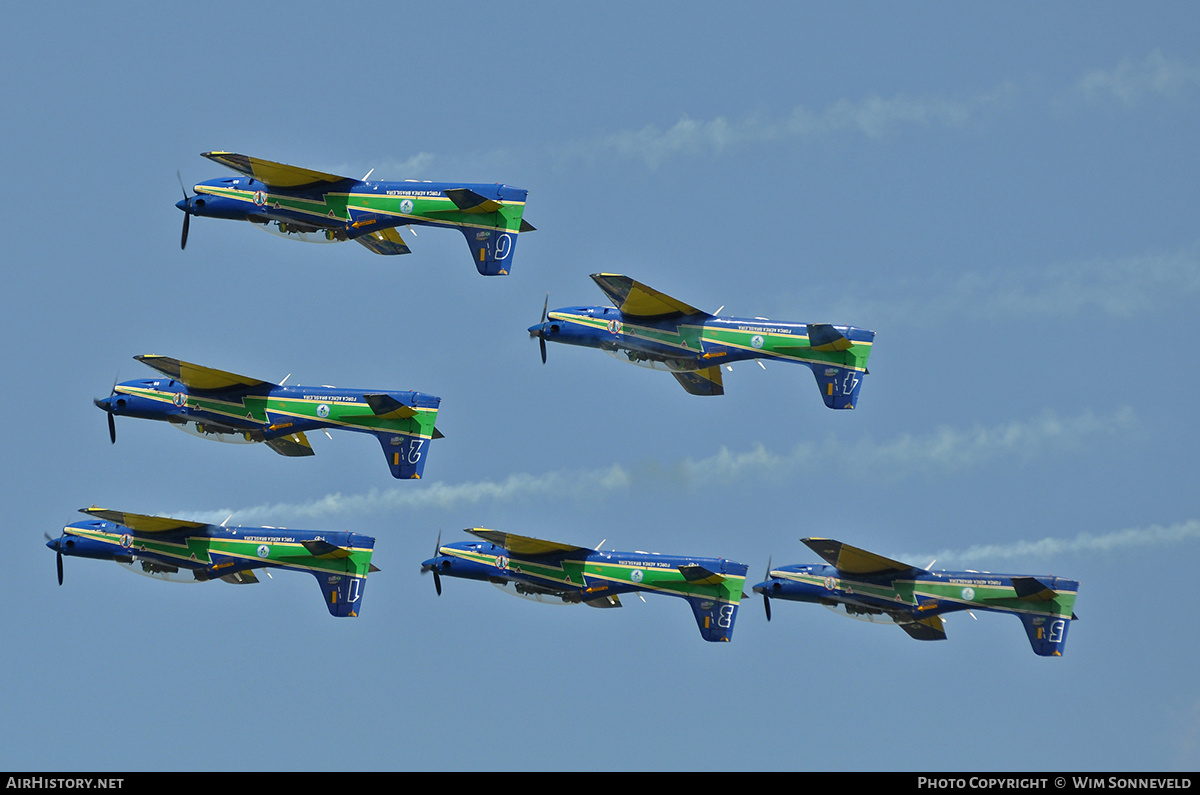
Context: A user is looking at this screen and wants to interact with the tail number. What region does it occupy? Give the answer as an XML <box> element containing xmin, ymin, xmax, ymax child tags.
<box><xmin>718</xmin><ymin>604</ymin><xmax>736</xmax><ymax>629</ymax></box>
<box><xmin>494</xmin><ymin>233</ymin><xmax>512</xmax><ymax>260</ymax></box>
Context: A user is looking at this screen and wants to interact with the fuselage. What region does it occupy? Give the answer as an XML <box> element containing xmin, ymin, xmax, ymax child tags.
<box><xmin>425</xmin><ymin>539</ymin><xmax>747</xmax><ymax>607</ymax></box>
<box><xmin>178</xmin><ymin>177</ymin><xmax>529</xmax><ymax>239</ymax></box>
<box><xmin>532</xmin><ymin>305</ymin><xmax>874</xmax><ymax>375</ymax></box>
<box><xmin>97</xmin><ymin>378</ymin><xmax>440</xmax><ymax>442</ymax></box>
<box><xmin>48</xmin><ymin>518</ymin><xmax>375</xmax><ymax>585</ymax></box>
<box><xmin>754</xmin><ymin>564</ymin><xmax>1079</xmax><ymax>623</ymax></box>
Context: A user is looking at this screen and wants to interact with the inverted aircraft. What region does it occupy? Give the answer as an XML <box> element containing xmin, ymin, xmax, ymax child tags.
<box><xmin>753</xmin><ymin>538</ymin><xmax>1079</xmax><ymax>656</ymax></box>
<box><xmin>422</xmin><ymin>528</ymin><xmax>748</xmax><ymax>642</ymax></box>
<box><xmin>47</xmin><ymin>508</ymin><xmax>378</xmax><ymax>617</ymax></box>
<box><xmin>529</xmin><ymin>274</ymin><xmax>875</xmax><ymax>403</ymax></box>
<box><xmin>177</xmin><ymin>151</ymin><xmax>534</xmax><ymax>276</ymax></box>
<box><xmin>96</xmin><ymin>355</ymin><xmax>442</xmax><ymax>479</ymax></box>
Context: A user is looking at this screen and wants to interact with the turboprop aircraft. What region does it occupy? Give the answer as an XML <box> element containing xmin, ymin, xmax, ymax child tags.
<box><xmin>753</xmin><ymin>538</ymin><xmax>1079</xmax><ymax>656</ymax></box>
<box><xmin>529</xmin><ymin>274</ymin><xmax>875</xmax><ymax>403</ymax></box>
<box><xmin>176</xmin><ymin>151</ymin><xmax>534</xmax><ymax>275</ymax></box>
<box><xmin>422</xmin><ymin>528</ymin><xmax>748</xmax><ymax>642</ymax></box>
<box><xmin>95</xmin><ymin>355</ymin><xmax>441</xmax><ymax>479</ymax></box>
<box><xmin>47</xmin><ymin>508</ymin><xmax>378</xmax><ymax>617</ymax></box>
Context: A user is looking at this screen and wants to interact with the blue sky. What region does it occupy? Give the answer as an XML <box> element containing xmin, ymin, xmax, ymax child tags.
<box><xmin>4</xmin><ymin>3</ymin><xmax>1199</xmax><ymax>771</ymax></box>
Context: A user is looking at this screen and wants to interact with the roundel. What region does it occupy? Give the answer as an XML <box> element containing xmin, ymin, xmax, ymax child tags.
<box><xmin>316</xmin><ymin>403</ymin><xmax>331</xmax><ymax>419</ymax></box>
<box><xmin>253</xmin><ymin>190</ymin><xmax>267</xmax><ymax>206</ymax></box>
<box><xmin>172</xmin><ymin>392</ymin><xmax>186</xmax><ymax>407</ymax></box>
<box><xmin>257</xmin><ymin>544</ymin><xmax>270</xmax><ymax>559</ymax></box>
<box><xmin>399</xmin><ymin>199</ymin><xmax>414</xmax><ymax>214</ymax></box>
<box><xmin>751</xmin><ymin>334</ymin><xmax>764</xmax><ymax>349</ymax></box>
<box><xmin>119</xmin><ymin>534</ymin><xmax>133</xmax><ymax>549</ymax></box>
<box><xmin>630</xmin><ymin>569</ymin><xmax>644</xmax><ymax>583</ymax></box>
<box><xmin>961</xmin><ymin>587</ymin><xmax>975</xmax><ymax>601</ymax></box>
<box><xmin>496</xmin><ymin>555</ymin><xmax>509</xmax><ymax>570</ymax></box>
<box><xmin>824</xmin><ymin>576</ymin><xmax>837</xmax><ymax>590</ymax></box>
<box><xmin>607</xmin><ymin>319</ymin><xmax>622</xmax><ymax>334</ymax></box>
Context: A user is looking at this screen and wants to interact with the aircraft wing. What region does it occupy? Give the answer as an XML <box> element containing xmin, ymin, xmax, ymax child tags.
<box><xmin>801</xmin><ymin>538</ymin><xmax>917</xmax><ymax>575</ymax></box>
<box><xmin>135</xmin><ymin>355</ymin><xmax>271</xmax><ymax>391</ymax></box>
<box><xmin>354</xmin><ymin>227</ymin><xmax>412</xmax><ymax>256</ymax></box>
<box><xmin>79</xmin><ymin>507</ymin><xmax>208</xmax><ymax>534</ymax></box>
<box><xmin>590</xmin><ymin>273</ymin><xmax>706</xmax><ymax>318</ymax></box>
<box><xmin>672</xmin><ymin>366</ymin><xmax>724</xmax><ymax>396</ymax></box>
<box><xmin>201</xmin><ymin>151</ymin><xmax>352</xmax><ymax>188</ymax></box>
<box><xmin>465</xmin><ymin>528</ymin><xmax>592</xmax><ymax>557</ymax></box>
<box><xmin>265</xmin><ymin>432</ymin><xmax>315</xmax><ymax>457</ymax></box>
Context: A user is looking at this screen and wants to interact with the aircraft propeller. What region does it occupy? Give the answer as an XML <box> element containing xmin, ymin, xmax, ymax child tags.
<box><xmin>529</xmin><ymin>293</ymin><xmax>549</xmax><ymax>364</ymax></box>
<box><xmin>420</xmin><ymin>530</ymin><xmax>443</xmax><ymax>596</ymax></box>
<box><xmin>45</xmin><ymin>533</ymin><xmax>63</xmax><ymax>586</ymax></box>
<box><xmin>762</xmin><ymin>555</ymin><xmax>772</xmax><ymax>622</ymax></box>
<box><xmin>177</xmin><ymin>171</ymin><xmax>192</xmax><ymax>250</ymax></box>
<box><xmin>95</xmin><ymin>376</ymin><xmax>119</xmax><ymax>444</ymax></box>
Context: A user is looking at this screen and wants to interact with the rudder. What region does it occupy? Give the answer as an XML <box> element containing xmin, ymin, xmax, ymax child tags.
<box><xmin>1018</xmin><ymin>613</ymin><xmax>1073</xmax><ymax>657</ymax></box>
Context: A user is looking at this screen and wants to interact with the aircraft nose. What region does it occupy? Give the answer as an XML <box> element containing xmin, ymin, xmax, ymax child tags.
<box><xmin>176</xmin><ymin>198</ymin><xmax>189</xmax><ymax>212</ymax></box>
<box><xmin>527</xmin><ymin>323</ymin><xmax>541</xmax><ymax>337</ymax></box>
<box><xmin>94</xmin><ymin>396</ymin><xmax>112</xmax><ymax>411</ymax></box>
<box><xmin>751</xmin><ymin>582</ymin><xmax>766</xmax><ymax>595</ymax></box>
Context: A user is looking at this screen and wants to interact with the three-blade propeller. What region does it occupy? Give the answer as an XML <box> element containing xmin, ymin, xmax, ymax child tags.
<box><xmin>529</xmin><ymin>293</ymin><xmax>549</xmax><ymax>364</ymax></box>
<box><xmin>420</xmin><ymin>530</ymin><xmax>443</xmax><ymax>596</ymax></box>
<box><xmin>45</xmin><ymin>533</ymin><xmax>63</xmax><ymax>586</ymax></box>
<box><xmin>95</xmin><ymin>375</ymin><xmax>118</xmax><ymax>444</ymax></box>
<box><xmin>177</xmin><ymin>171</ymin><xmax>192</xmax><ymax>250</ymax></box>
<box><xmin>762</xmin><ymin>555</ymin><xmax>772</xmax><ymax>622</ymax></box>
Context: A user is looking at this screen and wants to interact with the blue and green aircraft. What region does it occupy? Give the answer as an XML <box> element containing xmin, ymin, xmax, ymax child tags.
<box><xmin>177</xmin><ymin>151</ymin><xmax>534</xmax><ymax>275</ymax></box>
<box><xmin>47</xmin><ymin>508</ymin><xmax>378</xmax><ymax>617</ymax></box>
<box><xmin>422</xmin><ymin>528</ymin><xmax>748</xmax><ymax>642</ymax></box>
<box><xmin>529</xmin><ymin>274</ymin><xmax>875</xmax><ymax>402</ymax></box>
<box><xmin>753</xmin><ymin>538</ymin><xmax>1080</xmax><ymax>656</ymax></box>
<box><xmin>96</xmin><ymin>355</ymin><xmax>442</xmax><ymax>479</ymax></box>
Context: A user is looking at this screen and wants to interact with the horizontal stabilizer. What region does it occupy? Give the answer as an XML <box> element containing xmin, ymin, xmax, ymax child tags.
<box><xmin>590</xmin><ymin>274</ymin><xmax>705</xmax><ymax>318</ymax></box>
<box><xmin>79</xmin><ymin>507</ymin><xmax>207</xmax><ymax>534</ymax></box>
<box><xmin>354</xmin><ymin>226</ymin><xmax>411</xmax><ymax>256</ymax></box>
<box><xmin>465</xmin><ymin>528</ymin><xmax>592</xmax><ymax>557</ymax></box>
<box><xmin>1011</xmin><ymin>576</ymin><xmax>1058</xmax><ymax>601</ymax></box>
<box><xmin>899</xmin><ymin>615</ymin><xmax>947</xmax><ymax>641</ymax></box>
<box><xmin>672</xmin><ymin>366</ymin><xmax>724</xmax><ymax>396</ymax></box>
<box><xmin>135</xmin><ymin>355</ymin><xmax>270</xmax><ymax>391</ymax></box>
<box><xmin>266</xmin><ymin>432</ymin><xmax>315</xmax><ymax>457</ymax></box>
<box><xmin>583</xmin><ymin>594</ymin><xmax>623</xmax><ymax>608</ymax></box>
<box><xmin>443</xmin><ymin>188</ymin><xmax>503</xmax><ymax>213</ymax></box>
<box><xmin>202</xmin><ymin>151</ymin><xmax>351</xmax><ymax>188</ymax></box>
<box><xmin>807</xmin><ymin>323</ymin><xmax>853</xmax><ymax>352</ymax></box>
<box><xmin>802</xmin><ymin>538</ymin><xmax>916</xmax><ymax>575</ymax></box>
<box><xmin>363</xmin><ymin>393</ymin><xmax>417</xmax><ymax>419</ymax></box>
<box><xmin>301</xmin><ymin>540</ymin><xmax>353</xmax><ymax>559</ymax></box>
<box><xmin>519</xmin><ymin>219</ymin><xmax>536</xmax><ymax>233</ymax></box>
<box><xmin>678</xmin><ymin>564</ymin><xmax>726</xmax><ymax>585</ymax></box>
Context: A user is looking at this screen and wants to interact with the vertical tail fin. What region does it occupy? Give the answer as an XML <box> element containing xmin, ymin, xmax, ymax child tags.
<box><xmin>810</xmin><ymin>364</ymin><xmax>867</xmax><ymax>409</ymax></box>
<box><xmin>1018</xmin><ymin>613</ymin><xmax>1074</xmax><ymax>656</ymax></box>
<box><xmin>313</xmin><ymin>571</ymin><xmax>369</xmax><ymax>617</ymax></box>
<box><xmin>684</xmin><ymin>595</ymin><xmax>741</xmax><ymax>642</ymax></box>
<box><xmin>375</xmin><ymin>431</ymin><xmax>435</xmax><ymax>479</ymax></box>
<box><xmin>462</xmin><ymin>227</ymin><xmax>519</xmax><ymax>276</ymax></box>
